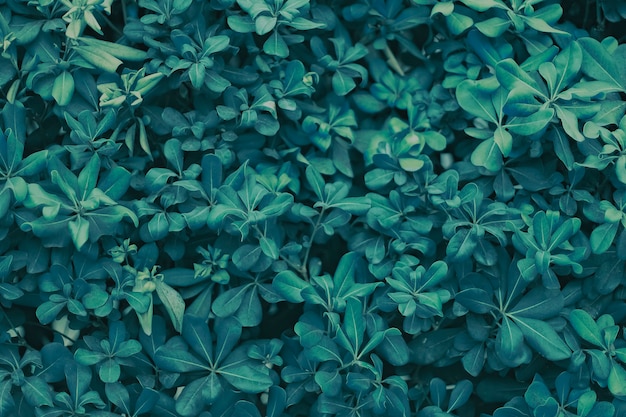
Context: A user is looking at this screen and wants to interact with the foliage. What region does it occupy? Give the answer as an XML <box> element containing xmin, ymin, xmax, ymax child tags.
<box><xmin>0</xmin><ymin>0</ymin><xmax>625</xmax><ymax>416</ymax></box>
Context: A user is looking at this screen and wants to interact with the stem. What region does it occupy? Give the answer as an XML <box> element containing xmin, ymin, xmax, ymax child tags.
<box><xmin>301</xmin><ymin>207</ymin><xmax>326</xmax><ymax>281</ymax></box>
<box><xmin>384</xmin><ymin>43</ymin><xmax>405</xmax><ymax>76</ymax></box>
<box><xmin>0</xmin><ymin>306</ymin><xmax>34</xmax><ymax>350</ymax></box>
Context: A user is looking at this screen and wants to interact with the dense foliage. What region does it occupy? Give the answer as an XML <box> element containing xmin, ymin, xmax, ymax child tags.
<box><xmin>1</xmin><ymin>0</ymin><xmax>626</xmax><ymax>416</ymax></box>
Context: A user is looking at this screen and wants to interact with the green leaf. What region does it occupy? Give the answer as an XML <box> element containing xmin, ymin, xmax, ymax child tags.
<box><xmin>456</xmin><ymin>80</ymin><xmax>498</xmax><ymax>123</ymax></box>
<box><xmin>51</xmin><ymin>71</ymin><xmax>74</xmax><ymax>106</ymax></box>
<box><xmin>445</xmin><ymin>11</ymin><xmax>473</xmax><ymax>35</ymax></box>
<box><xmin>569</xmin><ymin>309</ymin><xmax>604</xmax><ymax>347</ymax></box>
<box><xmin>77</xmin><ymin>37</ymin><xmax>147</xmax><ymax>61</ymax></box>
<box><xmin>255</xmin><ymin>15</ymin><xmax>277</xmax><ymax>35</ymax></box>
<box><xmin>506</xmin><ymin>109</ymin><xmax>554</xmax><ymax>136</ymax></box>
<box><xmin>189</xmin><ymin>62</ymin><xmax>205</xmax><ymax>89</ymax></box>
<box><xmin>75</xmin><ymin>348</ymin><xmax>106</xmax><ymax>366</ymax></box>
<box><xmin>273</xmin><ymin>270</ymin><xmax>309</xmax><ymax>303</ymax></box>
<box><xmin>227</xmin><ymin>15</ymin><xmax>256</xmax><ymax>33</ymax></box>
<box><xmin>514</xmin><ymin>316</ymin><xmax>571</xmax><ymax>361</ymax></box>
<box><xmin>99</xmin><ymin>358</ymin><xmax>121</xmax><ymax>383</ymax></box>
<box><xmin>36</xmin><ymin>301</ymin><xmax>65</xmax><ymax>325</ymax></box>
<box><xmin>220</xmin><ymin>351</ymin><xmax>273</xmax><ymax>393</ymax></box>
<box><xmin>590</xmin><ymin>222</ymin><xmax>619</xmax><ymax>254</ymax></box>
<box><xmin>447</xmin><ymin>228</ymin><xmax>478</xmax><ymax>261</ymax></box>
<box><xmin>459</xmin><ymin>0</ymin><xmax>505</xmax><ymax>12</ymax></box>
<box><xmin>448</xmin><ymin>380</ymin><xmax>473</xmax><ymax>412</ymax></box>
<box><xmin>497</xmin><ymin>59</ymin><xmax>546</xmax><ymax>99</ymax></box>
<box><xmin>344</xmin><ymin>298</ymin><xmax>364</xmax><ymax>353</ymax></box>
<box><xmin>475</xmin><ymin>17</ymin><xmax>510</xmax><ymax>37</ymax></box>
<box><xmin>155</xmin><ymin>342</ymin><xmax>209</xmax><ymax>373</ymax></box>
<box><xmin>0</xmin><ymin>380</ymin><xmax>15</xmax><ymax>416</ymax></box>
<box><xmin>578</xmin><ymin>37</ymin><xmax>625</xmax><ymax>91</ymax></box>
<box><xmin>73</xmin><ymin>45</ymin><xmax>123</xmax><ymax>73</ymax></box>
<box><xmin>155</xmin><ymin>281</ymin><xmax>185</xmax><ymax>332</ymax></box>
<box><xmin>509</xmin><ymin>287</ymin><xmax>563</xmax><ymax>320</ymax></box>
<box><xmin>496</xmin><ymin>316</ymin><xmax>524</xmax><ymax>364</ymax></box>
<box><xmin>471</xmin><ymin>139</ymin><xmax>502</xmax><ymax>172</ymax></box>
<box><xmin>264</xmin><ymin>31</ymin><xmax>289</xmax><ymax>58</ymax></box>
<box><xmin>175</xmin><ymin>376</ymin><xmax>212</xmax><ymax>417</ymax></box>
<box><xmin>455</xmin><ymin>288</ymin><xmax>494</xmax><ymax>313</ymax></box>
<box><xmin>608</xmin><ymin>362</ymin><xmax>626</xmax><ymax>397</ymax></box>
<box><xmin>259</xmin><ymin>235</ymin><xmax>278</xmax><ymax>259</ymax></box>
<box><xmin>332</xmin><ymin>70</ymin><xmax>357</xmax><ymax>96</ymax></box>
<box><xmin>22</xmin><ymin>376</ymin><xmax>53</xmax><ymax>407</ymax></box>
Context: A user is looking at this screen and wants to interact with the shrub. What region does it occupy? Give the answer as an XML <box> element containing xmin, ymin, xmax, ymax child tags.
<box><xmin>1</xmin><ymin>0</ymin><xmax>626</xmax><ymax>416</ymax></box>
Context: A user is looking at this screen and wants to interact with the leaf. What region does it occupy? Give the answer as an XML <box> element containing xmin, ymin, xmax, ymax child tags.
<box><xmin>513</xmin><ymin>316</ymin><xmax>571</xmax><ymax>361</ymax></box>
<box><xmin>220</xmin><ymin>350</ymin><xmax>273</xmax><ymax>393</ymax></box>
<box><xmin>36</xmin><ymin>301</ymin><xmax>66</xmax><ymax>325</ymax></box>
<box><xmin>266</xmin><ymin>386</ymin><xmax>287</xmax><ymax>417</ymax></box>
<box><xmin>447</xmin><ymin>380</ymin><xmax>473</xmax><ymax>412</ymax></box>
<box><xmin>608</xmin><ymin>362</ymin><xmax>626</xmax><ymax>397</ymax></box>
<box><xmin>509</xmin><ymin>287</ymin><xmax>563</xmax><ymax>320</ymax></box>
<box><xmin>506</xmin><ymin>109</ymin><xmax>554</xmax><ymax>136</ymax></box>
<box><xmin>155</xmin><ymin>281</ymin><xmax>185</xmax><ymax>333</ymax></box>
<box><xmin>569</xmin><ymin>309</ymin><xmax>604</xmax><ymax>347</ymax></box>
<box><xmin>578</xmin><ymin>37</ymin><xmax>625</xmax><ymax>91</ymax></box>
<box><xmin>497</xmin><ymin>59</ymin><xmax>546</xmax><ymax>98</ymax></box>
<box><xmin>496</xmin><ymin>316</ymin><xmax>524</xmax><ymax>365</ymax></box>
<box><xmin>455</xmin><ymin>288</ymin><xmax>494</xmax><ymax>313</ymax></box>
<box><xmin>344</xmin><ymin>298</ymin><xmax>365</xmax><ymax>353</ymax></box>
<box><xmin>51</xmin><ymin>71</ymin><xmax>75</xmax><ymax>106</ymax></box>
<box><xmin>447</xmin><ymin>228</ymin><xmax>478</xmax><ymax>261</ymax></box>
<box><xmin>182</xmin><ymin>315</ymin><xmax>213</xmax><ymax>364</ymax></box>
<box><xmin>105</xmin><ymin>383</ymin><xmax>131</xmax><ymax>414</ymax></box>
<box><xmin>590</xmin><ymin>222</ymin><xmax>618</xmax><ymax>254</ymax></box>
<box><xmin>445</xmin><ymin>11</ymin><xmax>473</xmax><ymax>35</ymax></box>
<box><xmin>456</xmin><ymin>80</ymin><xmax>497</xmax><ymax>123</ymax></box>
<box><xmin>264</xmin><ymin>30</ymin><xmax>289</xmax><ymax>58</ymax></box>
<box><xmin>175</xmin><ymin>376</ymin><xmax>212</xmax><ymax>417</ymax></box>
<box><xmin>550</xmin><ymin>128</ymin><xmax>574</xmax><ymax>169</ymax></box>
<box><xmin>22</xmin><ymin>376</ymin><xmax>54</xmax><ymax>407</ymax></box>
<box><xmin>494</xmin><ymin>126</ymin><xmax>512</xmax><ymax>157</ymax></box>
<box><xmin>475</xmin><ymin>16</ymin><xmax>510</xmax><ymax>37</ymax></box>
<box><xmin>201</xmin><ymin>154</ymin><xmax>222</xmax><ymax>199</ymax></box>
<box><xmin>0</xmin><ymin>380</ymin><xmax>15</xmax><ymax>416</ymax></box>
<box><xmin>73</xmin><ymin>45</ymin><xmax>123</xmax><ymax>73</ymax></box>
<box><xmin>471</xmin><ymin>139</ymin><xmax>502</xmax><ymax>172</ymax></box>
<box><xmin>255</xmin><ymin>15</ymin><xmax>277</xmax><ymax>35</ymax></box>
<box><xmin>273</xmin><ymin>270</ymin><xmax>309</xmax><ymax>303</ymax></box>
<box><xmin>332</xmin><ymin>70</ymin><xmax>357</xmax><ymax>96</ymax></box>
<box><xmin>189</xmin><ymin>63</ymin><xmax>205</xmax><ymax>89</ymax></box>
<box><xmin>99</xmin><ymin>358</ymin><xmax>121</xmax><ymax>383</ymax></box>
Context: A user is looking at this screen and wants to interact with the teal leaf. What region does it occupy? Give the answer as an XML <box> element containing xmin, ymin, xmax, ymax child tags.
<box><xmin>471</xmin><ymin>139</ymin><xmax>502</xmax><ymax>172</ymax></box>
<box><xmin>514</xmin><ymin>316</ymin><xmax>571</xmax><ymax>361</ymax></box>
<box><xmin>22</xmin><ymin>376</ymin><xmax>54</xmax><ymax>407</ymax></box>
<box><xmin>496</xmin><ymin>316</ymin><xmax>524</xmax><ymax>365</ymax></box>
<box><xmin>578</xmin><ymin>37</ymin><xmax>625</xmax><ymax>91</ymax></box>
<box><xmin>155</xmin><ymin>280</ymin><xmax>185</xmax><ymax>332</ymax></box>
<box><xmin>51</xmin><ymin>71</ymin><xmax>74</xmax><ymax>106</ymax></box>
<box><xmin>220</xmin><ymin>349</ymin><xmax>273</xmax><ymax>393</ymax></box>
<box><xmin>506</xmin><ymin>109</ymin><xmax>554</xmax><ymax>136</ymax></box>
<box><xmin>608</xmin><ymin>362</ymin><xmax>626</xmax><ymax>397</ymax></box>
<box><xmin>175</xmin><ymin>376</ymin><xmax>212</xmax><ymax>417</ymax></box>
<box><xmin>273</xmin><ymin>270</ymin><xmax>309</xmax><ymax>303</ymax></box>
<box><xmin>264</xmin><ymin>31</ymin><xmax>289</xmax><ymax>58</ymax></box>
<box><xmin>456</xmin><ymin>80</ymin><xmax>498</xmax><ymax>123</ymax></box>
<box><xmin>569</xmin><ymin>309</ymin><xmax>604</xmax><ymax>347</ymax></box>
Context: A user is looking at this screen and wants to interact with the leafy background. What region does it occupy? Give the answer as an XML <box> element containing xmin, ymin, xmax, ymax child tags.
<box><xmin>1</xmin><ymin>0</ymin><xmax>626</xmax><ymax>416</ymax></box>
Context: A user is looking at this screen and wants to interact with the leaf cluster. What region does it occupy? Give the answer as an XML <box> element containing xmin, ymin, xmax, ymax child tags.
<box><xmin>0</xmin><ymin>0</ymin><xmax>626</xmax><ymax>416</ymax></box>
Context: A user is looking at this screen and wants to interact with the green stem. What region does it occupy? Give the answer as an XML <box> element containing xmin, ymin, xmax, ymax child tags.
<box><xmin>384</xmin><ymin>43</ymin><xmax>405</xmax><ymax>76</ymax></box>
<box><xmin>301</xmin><ymin>207</ymin><xmax>326</xmax><ymax>281</ymax></box>
<box><xmin>1</xmin><ymin>306</ymin><xmax>34</xmax><ymax>350</ymax></box>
